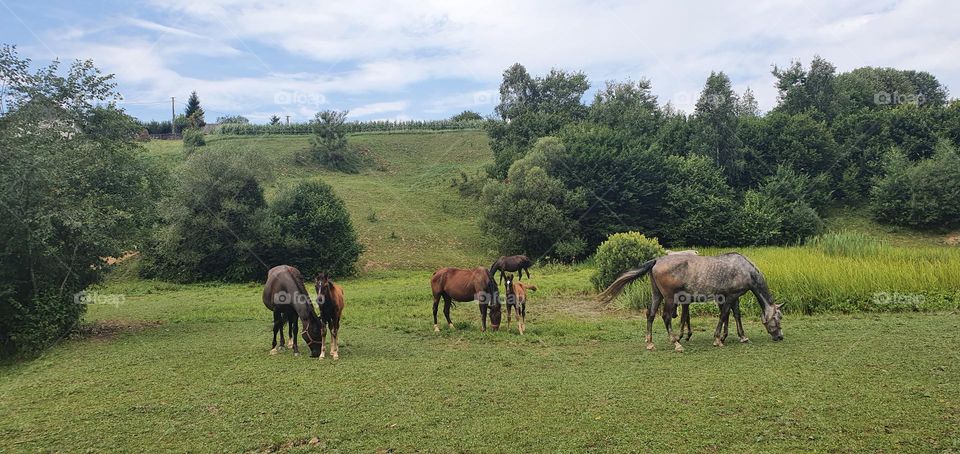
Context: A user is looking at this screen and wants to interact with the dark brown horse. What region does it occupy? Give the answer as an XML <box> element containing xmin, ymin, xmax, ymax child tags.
<box><xmin>598</xmin><ymin>253</ymin><xmax>783</xmax><ymax>352</ymax></box>
<box><xmin>314</xmin><ymin>272</ymin><xmax>345</xmax><ymax>360</ymax></box>
<box><xmin>504</xmin><ymin>274</ymin><xmax>536</xmax><ymax>334</ymax></box>
<box><xmin>431</xmin><ymin>267</ymin><xmax>501</xmax><ymax>332</ymax></box>
<box><xmin>262</xmin><ymin>265</ymin><xmax>325</xmax><ymax>357</ymax></box>
<box><xmin>490</xmin><ymin>255</ymin><xmax>533</xmax><ymax>284</ymax></box>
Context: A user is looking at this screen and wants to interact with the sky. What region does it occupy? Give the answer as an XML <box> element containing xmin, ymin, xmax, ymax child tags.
<box><xmin>2</xmin><ymin>0</ymin><xmax>958</xmax><ymax>123</ymax></box>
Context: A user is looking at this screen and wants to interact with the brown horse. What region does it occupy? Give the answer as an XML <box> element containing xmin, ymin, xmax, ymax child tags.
<box><xmin>490</xmin><ymin>255</ymin><xmax>533</xmax><ymax>284</ymax></box>
<box><xmin>262</xmin><ymin>265</ymin><xmax>325</xmax><ymax>357</ymax></box>
<box><xmin>313</xmin><ymin>272</ymin><xmax>345</xmax><ymax>360</ymax></box>
<box><xmin>504</xmin><ymin>274</ymin><xmax>536</xmax><ymax>334</ymax></box>
<box><xmin>431</xmin><ymin>267</ymin><xmax>501</xmax><ymax>332</ymax></box>
<box><xmin>598</xmin><ymin>253</ymin><xmax>783</xmax><ymax>352</ymax></box>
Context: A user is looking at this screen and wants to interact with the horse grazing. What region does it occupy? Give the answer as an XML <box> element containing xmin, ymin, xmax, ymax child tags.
<box><xmin>504</xmin><ymin>274</ymin><xmax>536</xmax><ymax>334</ymax></box>
<box><xmin>431</xmin><ymin>267</ymin><xmax>501</xmax><ymax>332</ymax></box>
<box><xmin>490</xmin><ymin>255</ymin><xmax>533</xmax><ymax>284</ymax></box>
<box><xmin>598</xmin><ymin>252</ymin><xmax>784</xmax><ymax>352</ymax></box>
<box><xmin>262</xmin><ymin>265</ymin><xmax>325</xmax><ymax>357</ymax></box>
<box><xmin>313</xmin><ymin>272</ymin><xmax>345</xmax><ymax>360</ymax></box>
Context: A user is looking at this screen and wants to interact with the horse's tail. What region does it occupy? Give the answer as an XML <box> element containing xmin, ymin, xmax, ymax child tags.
<box><xmin>522</xmin><ymin>284</ymin><xmax>537</xmax><ymax>292</ymax></box>
<box><xmin>489</xmin><ymin>259</ymin><xmax>499</xmax><ymax>277</ymax></box>
<box><xmin>597</xmin><ymin>260</ymin><xmax>657</xmax><ymax>304</ymax></box>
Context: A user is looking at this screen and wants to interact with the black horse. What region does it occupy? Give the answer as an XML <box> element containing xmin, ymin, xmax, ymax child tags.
<box><xmin>262</xmin><ymin>265</ymin><xmax>325</xmax><ymax>357</ymax></box>
<box><xmin>490</xmin><ymin>255</ymin><xmax>533</xmax><ymax>284</ymax></box>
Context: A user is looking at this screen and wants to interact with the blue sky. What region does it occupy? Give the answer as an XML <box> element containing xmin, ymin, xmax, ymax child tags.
<box><xmin>2</xmin><ymin>0</ymin><xmax>958</xmax><ymax>123</ymax></box>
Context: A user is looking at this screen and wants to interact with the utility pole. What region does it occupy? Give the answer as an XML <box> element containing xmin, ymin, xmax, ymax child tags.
<box><xmin>171</xmin><ymin>97</ymin><xmax>176</xmax><ymax>134</ymax></box>
<box><xmin>285</xmin><ymin>115</ymin><xmax>290</xmax><ymax>126</ymax></box>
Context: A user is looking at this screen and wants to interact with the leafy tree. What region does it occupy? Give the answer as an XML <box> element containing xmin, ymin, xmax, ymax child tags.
<box><xmin>738</xmin><ymin>111</ymin><xmax>839</xmax><ymax>193</ymax></box>
<box><xmin>263</xmin><ymin>180</ymin><xmax>363</xmax><ymax>277</ymax></box>
<box><xmin>836</xmin><ymin>66</ymin><xmax>948</xmax><ymax>112</ymax></box>
<box><xmin>450</xmin><ymin>110</ymin><xmax>482</xmax><ymax>122</ymax></box>
<box><xmin>659</xmin><ymin>154</ymin><xmax>740</xmax><ymax>246</ymax></box>
<box><xmin>488</xmin><ymin>64</ymin><xmax>589</xmax><ymax>178</ymax></box>
<box><xmin>480</xmin><ymin>137</ymin><xmax>587</xmax><ymax>261</ymax></box>
<box><xmin>772</xmin><ymin>56</ymin><xmax>840</xmax><ymax>121</ymax></box>
<box><xmin>870</xmin><ymin>143</ymin><xmax>960</xmax><ymax>228</ymax></box>
<box><xmin>736</xmin><ymin>87</ymin><xmax>759</xmax><ymax>118</ymax></box>
<box><xmin>310</xmin><ymin>110</ymin><xmax>362</xmax><ymax>173</ymax></box>
<box><xmin>587</xmin><ymin>79</ymin><xmax>662</xmax><ymax>148</ymax></box>
<box><xmin>269</xmin><ymin>115</ymin><xmax>282</xmax><ymax>125</ymax></box>
<box><xmin>0</xmin><ymin>45</ymin><xmax>163</xmax><ymax>355</ymax></box>
<box><xmin>688</xmin><ymin>71</ymin><xmax>743</xmax><ymax>184</ymax></box>
<box><xmin>141</xmin><ymin>149</ymin><xmax>268</xmax><ymax>283</ymax></box>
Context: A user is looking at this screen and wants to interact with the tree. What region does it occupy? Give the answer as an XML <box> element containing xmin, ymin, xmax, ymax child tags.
<box><xmin>736</xmin><ymin>87</ymin><xmax>759</xmax><ymax>118</ymax></box>
<box><xmin>488</xmin><ymin>63</ymin><xmax>590</xmax><ymax>178</ymax></box>
<box><xmin>263</xmin><ymin>180</ymin><xmax>363</xmax><ymax>277</ymax></box>
<box><xmin>269</xmin><ymin>115</ymin><xmax>282</xmax><ymax>125</ymax></box>
<box><xmin>772</xmin><ymin>56</ymin><xmax>840</xmax><ymax>122</ymax></box>
<box><xmin>480</xmin><ymin>138</ymin><xmax>587</xmax><ymax>261</ymax></box>
<box><xmin>0</xmin><ymin>45</ymin><xmax>163</xmax><ymax>355</ymax></box>
<box><xmin>659</xmin><ymin>154</ymin><xmax>740</xmax><ymax>246</ymax></box>
<box><xmin>450</xmin><ymin>110</ymin><xmax>482</xmax><ymax>122</ymax></box>
<box><xmin>310</xmin><ymin>110</ymin><xmax>362</xmax><ymax>173</ymax></box>
<box><xmin>688</xmin><ymin>71</ymin><xmax>743</xmax><ymax>184</ymax></box>
<box><xmin>870</xmin><ymin>143</ymin><xmax>960</xmax><ymax>228</ymax></box>
<box><xmin>216</xmin><ymin>115</ymin><xmax>249</xmax><ymax>124</ymax></box>
<box><xmin>587</xmin><ymin>79</ymin><xmax>662</xmax><ymax>149</ymax></box>
<box><xmin>183</xmin><ymin>91</ymin><xmax>205</xmax><ymax>128</ymax></box>
<box><xmin>141</xmin><ymin>149</ymin><xmax>268</xmax><ymax>283</ymax></box>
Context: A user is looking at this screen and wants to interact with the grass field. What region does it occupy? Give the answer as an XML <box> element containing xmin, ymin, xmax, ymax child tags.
<box><xmin>1</xmin><ymin>266</ymin><xmax>958</xmax><ymax>452</ymax></box>
<box><xmin>3</xmin><ymin>133</ymin><xmax>960</xmax><ymax>452</ymax></box>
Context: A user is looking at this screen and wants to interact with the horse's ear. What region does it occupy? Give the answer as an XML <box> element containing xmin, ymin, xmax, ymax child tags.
<box><xmin>313</xmin><ymin>273</ymin><xmax>322</xmax><ymax>283</ymax></box>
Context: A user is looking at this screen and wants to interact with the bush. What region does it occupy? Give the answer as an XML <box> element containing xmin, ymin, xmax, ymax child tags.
<box><xmin>591</xmin><ymin>232</ymin><xmax>665</xmax><ymax>290</ymax></box>
<box><xmin>141</xmin><ymin>150</ymin><xmax>268</xmax><ymax>282</ymax></box>
<box><xmin>480</xmin><ymin>138</ymin><xmax>587</xmax><ymax>261</ymax></box>
<box><xmin>870</xmin><ymin>143</ymin><xmax>960</xmax><ymax>228</ymax></box>
<box><xmin>263</xmin><ymin>180</ymin><xmax>363</xmax><ymax>277</ymax></box>
<box><xmin>182</xmin><ymin>128</ymin><xmax>205</xmax><ymax>153</ymax></box>
<box><xmin>310</xmin><ymin>110</ymin><xmax>364</xmax><ymax>173</ymax></box>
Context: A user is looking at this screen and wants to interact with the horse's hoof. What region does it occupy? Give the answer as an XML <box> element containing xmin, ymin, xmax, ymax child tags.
<box><xmin>332</xmin><ymin>353</ymin><xmax>339</xmax><ymax>360</ymax></box>
<box><xmin>433</xmin><ymin>324</ymin><xmax>440</xmax><ymax>333</ymax></box>
<box><xmin>740</xmin><ymin>337</ymin><xmax>750</xmax><ymax>343</ymax></box>
<box><xmin>270</xmin><ymin>348</ymin><xmax>279</xmax><ymax>355</ymax></box>
<box><xmin>319</xmin><ymin>353</ymin><xmax>326</xmax><ymax>359</ymax></box>
<box><xmin>448</xmin><ymin>323</ymin><xmax>454</xmax><ymax>329</ymax></box>
<box><xmin>294</xmin><ymin>352</ymin><xmax>300</xmax><ymax>357</ymax></box>
<box><xmin>645</xmin><ymin>343</ymin><xmax>656</xmax><ymax>351</ymax></box>
<box><xmin>286</xmin><ymin>340</ymin><xmax>294</xmax><ymax>348</ymax></box>
<box><xmin>674</xmin><ymin>343</ymin><xmax>684</xmax><ymax>353</ymax></box>
<box><xmin>713</xmin><ymin>338</ymin><xmax>724</xmax><ymax>347</ymax></box>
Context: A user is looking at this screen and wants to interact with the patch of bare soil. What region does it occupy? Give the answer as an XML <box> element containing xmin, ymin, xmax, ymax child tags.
<box><xmin>945</xmin><ymin>234</ymin><xmax>960</xmax><ymax>246</ymax></box>
<box><xmin>247</xmin><ymin>436</ymin><xmax>324</xmax><ymax>453</ymax></box>
<box><xmin>101</xmin><ymin>251</ymin><xmax>139</xmax><ymax>265</ymax></box>
<box><xmin>537</xmin><ymin>295</ymin><xmax>634</xmax><ymax>319</ymax></box>
<box><xmin>72</xmin><ymin>319</ymin><xmax>162</xmax><ymax>340</ymax></box>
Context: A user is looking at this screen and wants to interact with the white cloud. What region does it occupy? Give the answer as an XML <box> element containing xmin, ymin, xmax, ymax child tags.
<box><xmin>348</xmin><ymin>101</ymin><xmax>409</xmax><ymax>118</ymax></box>
<box><xmin>23</xmin><ymin>0</ymin><xmax>960</xmax><ymax>120</ymax></box>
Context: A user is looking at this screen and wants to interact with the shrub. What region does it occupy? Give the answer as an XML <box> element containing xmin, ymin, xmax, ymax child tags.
<box><xmin>182</xmin><ymin>128</ymin><xmax>205</xmax><ymax>153</ymax></box>
<box><xmin>591</xmin><ymin>232</ymin><xmax>665</xmax><ymax>290</ymax></box>
<box><xmin>141</xmin><ymin>150</ymin><xmax>268</xmax><ymax>283</ymax></box>
<box><xmin>480</xmin><ymin>138</ymin><xmax>587</xmax><ymax>261</ymax></box>
<box><xmin>310</xmin><ymin>110</ymin><xmax>364</xmax><ymax>173</ymax></box>
<box><xmin>870</xmin><ymin>143</ymin><xmax>960</xmax><ymax>228</ymax></box>
<box><xmin>263</xmin><ymin>180</ymin><xmax>363</xmax><ymax>277</ymax></box>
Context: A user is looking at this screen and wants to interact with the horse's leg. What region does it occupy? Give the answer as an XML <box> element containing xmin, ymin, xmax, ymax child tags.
<box><xmin>287</xmin><ymin>316</ymin><xmax>295</xmax><ymax>349</ymax></box>
<box><xmin>291</xmin><ymin>317</ymin><xmax>300</xmax><ymax>356</ymax></box>
<box><xmin>271</xmin><ymin>311</ymin><xmax>283</xmax><ymax>354</ymax></box>
<box><xmin>518</xmin><ymin>301</ymin><xmax>526</xmax><ymax>335</ymax></box>
<box><xmin>432</xmin><ymin>292</ymin><xmax>441</xmax><ymax>332</ymax></box>
<box><xmin>443</xmin><ymin>295</ymin><xmax>453</xmax><ymax>329</ymax></box>
<box><xmin>731</xmin><ymin>297</ymin><xmax>749</xmax><ymax>343</ymax></box>
<box><xmin>331</xmin><ymin>318</ymin><xmax>340</xmax><ymax>360</ymax></box>
<box><xmin>479</xmin><ymin>302</ymin><xmax>488</xmax><ymax>332</ymax></box>
<box><xmin>714</xmin><ymin>303</ymin><xmax>731</xmax><ymax>347</ymax></box>
<box><xmin>319</xmin><ymin>323</ymin><xmax>327</xmax><ymax>359</ymax></box>
<box><xmin>647</xmin><ymin>280</ymin><xmax>662</xmax><ymax>351</ymax></box>
<box><xmin>661</xmin><ymin>296</ymin><xmax>683</xmax><ymax>352</ymax></box>
<box><xmin>524</xmin><ymin>267</ymin><xmax>530</xmax><ymax>280</ymax></box>
<box><xmin>680</xmin><ymin>303</ymin><xmax>692</xmax><ymax>341</ymax></box>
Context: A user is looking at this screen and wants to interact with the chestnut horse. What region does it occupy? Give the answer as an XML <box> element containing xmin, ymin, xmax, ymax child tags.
<box><xmin>504</xmin><ymin>273</ymin><xmax>536</xmax><ymax>334</ymax></box>
<box><xmin>431</xmin><ymin>267</ymin><xmax>501</xmax><ymax>332</ymax></box>
<box><xmin>262</xmin><ymin>265</ymin><xmax>325</xmax><ymax>357</ymax></box>
<box><xmin>314</xmin><ymin>272</ymin><xmax>345</xmax><ymax>360</ymax></box>
<box><xmin>490</xmin><ymin>255</ymin><xmax>533</xmax><ymax>284</ymax></box>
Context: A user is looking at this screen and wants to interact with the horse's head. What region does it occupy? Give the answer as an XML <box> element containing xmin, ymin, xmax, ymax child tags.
<box><xmin>504</xmin><ymin>274</ymin><xmax>515</xmax><ymax>294</ymax></box>
<box><xmin>761</xmin><ymin>302</ymin><xmax>785</xmax><ymax>341</ymax></box>
<box><xmin>303</xmin><ymin>319</ymin><xmax>324</xmax><ymax>357</ymax></box>
<box><xmin>485</xmin><ymin>279</ymin><xmax>502</xmax><ymax>330</ymax></box>
<box><xmin>314</xmin><ymin>272</ymin><xmax>331</xmax><ymax>302</ymax></box>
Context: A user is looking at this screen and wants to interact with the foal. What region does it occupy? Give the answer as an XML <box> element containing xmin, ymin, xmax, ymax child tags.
<box><xmin>504</xmin><ymin>274</ymin><xmax>536</xmax><ymax>334</ymax></box>
<box><xmin>314</xmin><ymin>272</ymin><xmax>345</xmax><ymax>359</ymax></box>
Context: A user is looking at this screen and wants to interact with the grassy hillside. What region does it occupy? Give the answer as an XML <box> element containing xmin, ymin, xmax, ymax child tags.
<box><xmin>142</xmin><ymin>131</ymin><xmax>496</xmax><ymax>271</ymax></box>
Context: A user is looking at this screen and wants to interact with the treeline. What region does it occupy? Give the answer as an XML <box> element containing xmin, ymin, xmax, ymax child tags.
<box><xmin>469</xmin><ymin>59</ymin><xmax>960</xmax><ymax>260</ymax></box>
<box><xmin>208</xmin><ymin>118</ymin><xmax>487</xmax><ymax>135</ymax></box>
